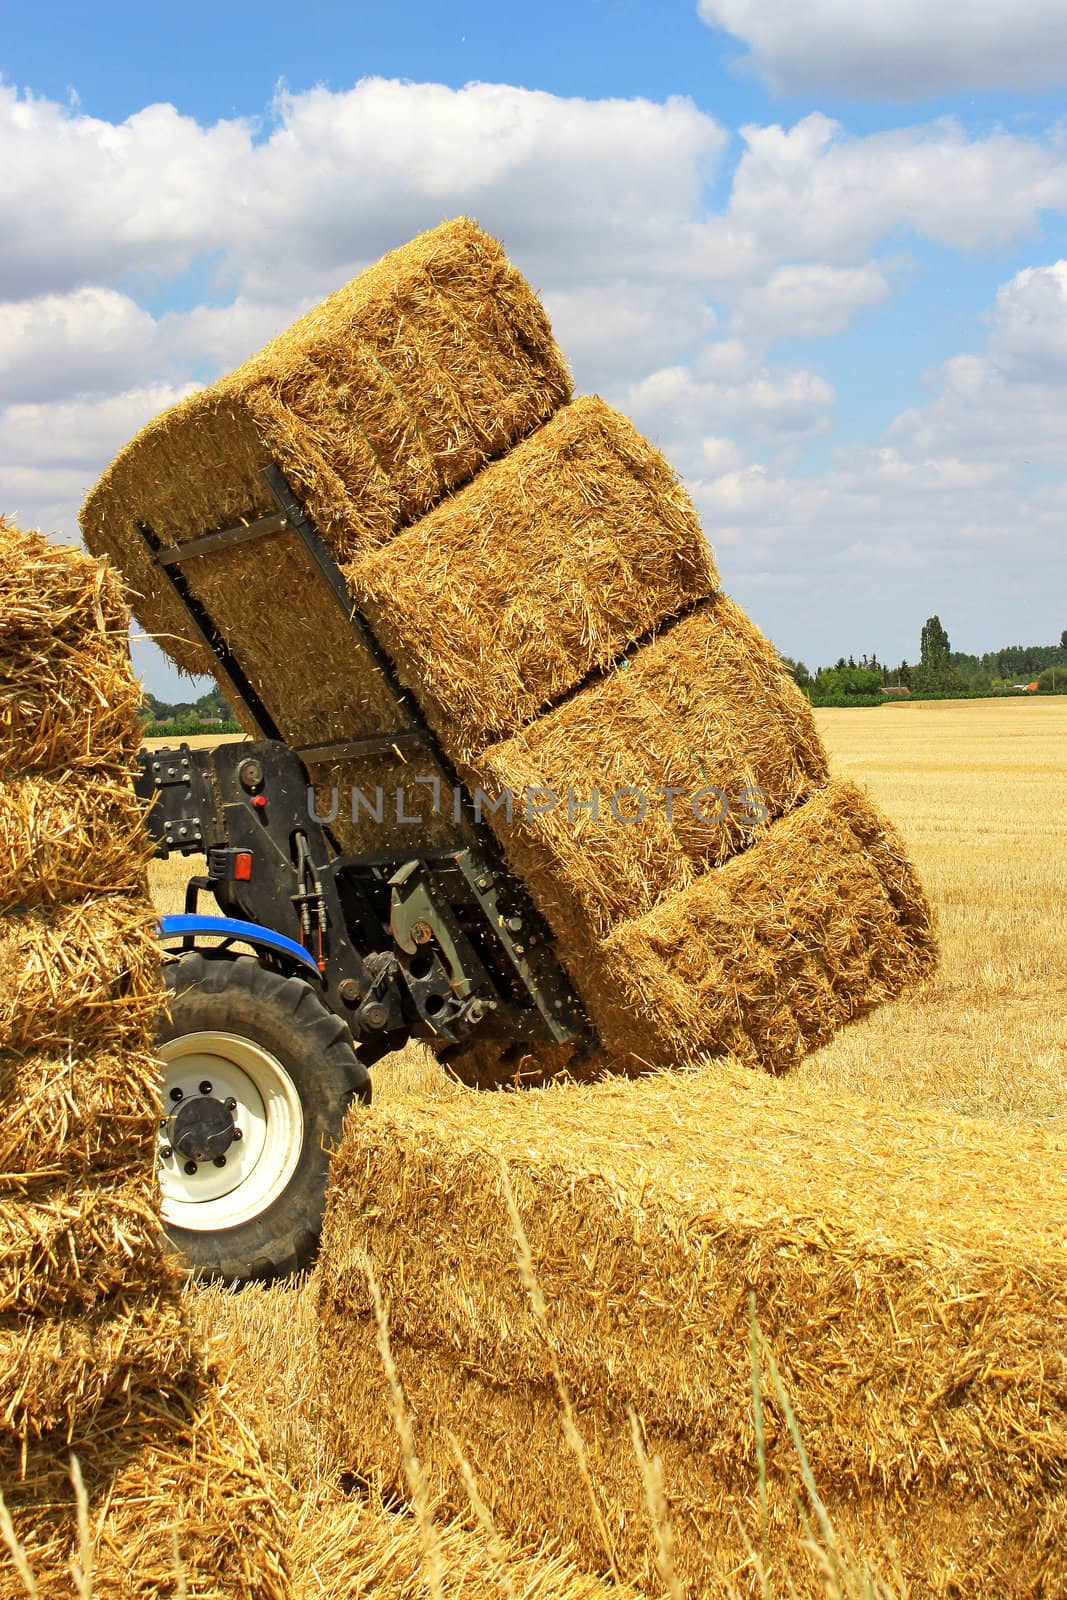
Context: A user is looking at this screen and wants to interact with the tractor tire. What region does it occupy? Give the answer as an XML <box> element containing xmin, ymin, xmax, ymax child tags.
<box><xmin>155</xmin><ymin>951</ymin><xmax>370</xmax><ymax>1284</ymax></box>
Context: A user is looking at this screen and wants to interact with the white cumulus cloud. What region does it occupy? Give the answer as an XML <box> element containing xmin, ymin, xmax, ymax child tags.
<box><xmin>697</xmin><ymin>0</ymin><xmax>1067</xmax><ymax>97</ymax></box>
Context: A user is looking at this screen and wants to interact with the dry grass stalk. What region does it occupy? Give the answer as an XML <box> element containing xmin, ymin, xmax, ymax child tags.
<box><xmin>499</xmin><ymin>1162</ymin><xmax>620</xmax><ymax>1585</ymax></box>
<box><xmin>80</xmin><ymin>219</ymin><xmax>571</xmax><ymax>676</ymax></box>
<box><xmin>366</xmin><ymin>1264</ymin><xmax>445</xmax><ymax>1600</ymax></box>
<box><xmin>0</xmin><ymin>1486</ymin><xmax>38</xmax><ymax>1598</ymax></box>
<box><xmin>315</xmin><ymin>1067</ymin><xmax>1067</xmax><ymax>1596</ymax></box>
<box><xmin>348</xmin><ymin>396</ymin><xmax>719</xmax><ymax>760</ymax></box>
<box><xmin>444</xmin><ymin>1434</ymin><xmax>518</xmax><ymax>1600</ymax></box>
<box><xmin>628</xmin><ymin>1412</ymin><xmax>683</xmax><ymax>1600</ymax></box>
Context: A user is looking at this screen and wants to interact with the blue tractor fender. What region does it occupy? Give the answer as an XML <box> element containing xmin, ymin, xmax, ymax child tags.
<box><xmin>158</xmin><ymin>913</ymin><xmax>323</xmax><ymax>983</ymax></box>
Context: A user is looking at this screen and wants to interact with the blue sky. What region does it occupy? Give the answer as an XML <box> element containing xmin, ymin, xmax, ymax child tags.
<box><xmin>3</xmin><ymin>0</ymin><xmax>1067</xmax><ymax>694</ymax></box>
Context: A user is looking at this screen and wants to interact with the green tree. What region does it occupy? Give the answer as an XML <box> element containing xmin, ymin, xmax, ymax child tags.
<box><xmin>779</xmin><ymin>655</ymin><xmax>812</xmax><ymax>687</ymax></box>
<box><xmin>920</xmin><ymin>615</ymin><xmax>951</xmax><ymax>670</ymax></box>
<box><xmin>812</xmin><ymin>666</ymin><xmax>883</xmax><ymax>704</ymax></box>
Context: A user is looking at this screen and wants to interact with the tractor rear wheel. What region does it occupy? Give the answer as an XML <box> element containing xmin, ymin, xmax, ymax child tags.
<box><xmin>155</xmin><ymin>951</ymin><xmax>369</xmax><ymax>1284</ymax></box>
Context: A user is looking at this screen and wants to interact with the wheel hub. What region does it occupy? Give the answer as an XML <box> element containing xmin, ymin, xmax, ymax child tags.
<box><xmin>170</xmin><ymin>1095</ymin><xmax>237</xmax><ymax>1162</ymax></box>
<box><xmin>156</xmin><ymin>1029</ymin><xmax>305</xmax><ymax>1231</ymax></box>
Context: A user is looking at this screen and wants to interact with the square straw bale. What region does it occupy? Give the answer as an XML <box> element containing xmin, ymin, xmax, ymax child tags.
<box><xmin>346</xmin><ymin>396</ymin><xmax>720</xmax><ymax>760</ymax></box>
<box><xmin>468</xmin><ymin>596</ymin><xmax>829</xmax><ymax>947</ymax></box>
<box><xmin>594</xmin><ymin>778</ymin><xmax>936</xmax><ymax>1070</ymax></box>
<box><xmin>0</xmin><ymin>773</ymin><xmax>153</xmax><ymax>914</ymax></box>
<box><xmin>80</xmin><ymin>219</ymin><xmax>571</xmax><ymax>678</ymax></box>
<box><xmin>0</xmin><ymin>896</ymin><xmax>162</xmax><ymax>1059</ymax></box>
<box><xmin>316</xmin><ymin>1069</ymin><xmax>1067</xmax><ymax>1597</ymax></box>
<box><xmin>168</xmin><ymin>529</ymin><xmax>407</xmax><ymax>744</ymax></box>
<box><xmin>0</xmin><ymin>1048</ymin><xmax>161</xmax><ymax>1188</ymax></box>
<box><xmin>307</xmin><ymin>747</ymin><xmax>465</xmax><ymax>861</ymax></box>
<box><xmin>290</xmin><ymin>1489</ymin><xmax>647</xmax><ymax>1600</ymax></box>
<box><xmin>0</xmin><ymin>1293</ymin><xmax>191</xmax><ymax>1442</ymax></box>
<box><xmin>0</xmin><ymin>520</ymin><xmax>142</xmax><ymax>774</ymax></box>
<box><xmin>0</xmin><ymin>1173</ymin><xmax>167</xmax><ymax>1319</ymax></box>
<box><xmin>0</xmin><ymin>1388</ymin><xmax>291</xmax><ymax>1599</ymax></box>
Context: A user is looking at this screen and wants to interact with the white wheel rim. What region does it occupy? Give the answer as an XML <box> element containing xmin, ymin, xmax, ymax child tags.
<box><xmin>156</xmin><ymin>1031</ymin><xmax>304</xmax><ymax>1232</ymax></box>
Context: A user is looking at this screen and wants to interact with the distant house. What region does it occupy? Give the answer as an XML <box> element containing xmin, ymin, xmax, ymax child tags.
<box><xmin>882</xmin><ymin>685</ymin><xmax>911</xmax><ymax>697</ymax></box>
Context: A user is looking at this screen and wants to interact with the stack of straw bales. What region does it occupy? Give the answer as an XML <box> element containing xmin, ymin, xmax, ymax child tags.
<box><xmin>79</xmin><ymin>219</ymin><xmax>933</xmax><ymax>1079</ymax></box>
<box><xmin>316</xmin><ymin>1068</ymin><xmax>1067</xmax><ymax>1598</ymax></box>
<box><xmin>0</xmin><ymin>518</ymin><xmax>287</xmax><ymax>1596</ymax></box>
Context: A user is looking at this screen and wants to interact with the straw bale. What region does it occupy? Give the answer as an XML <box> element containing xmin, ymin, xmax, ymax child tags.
<box><xmin>80</xmin><ymin>219</ymin><xmax>571</xmax><ymax>677</ymax></box>
<box><xmin>597</xmin><ymin>778</ymin><xmax>936</xmax><ymax>1069</ymax></box>
<box><xmin>316</xmin><ymin>1069</ymin><xmax>1067</xmax><ymax>1596</ymax></box>
<box><xmin>0</xmin><ymin>520</ymin><xmax>141</xmax><ymax>774</ymax></box>
<box><xmin>308</xmin><ymin>749</ymin><xmax>464</xmax><ymax>861</ymax></box>
<box><xmin>0</xmin><ymin>1293</ymin><xmax>191</xmax><ymax>1441</ymax></box>
<box><xmin>346</xmin><ymin>397</ymin><xmax>719</xmax><ymax>760</ymax></box>
<box><xmin>290</xmin><ymin>1489</ymin><xmax>646</xmax><ymax>1600</ymax></box>
<box><xmin>0</xmin><ymin>773</ymin><xmax>152</xmax><ymax>914</ymax></box>
<box><xmin>0</xmin><ymin>1388</ymin><xmax>291</xmax><ymax>1598</ymax></box>
<box><xmin>468</xmin><ymin>596</ymin><xmax>828</xmax><ymax>946</ymax></box>
<box><xmin>0</xmin><ymin>1047</ymin><xmax>161</xmax><ymax>1189</ymax></box>
<box><xmin>168</xmin><ymin>531</ymin><xmax>405</xmax><ymax>745</ymax></box>
<box><xmin>0</xmin><ymin>1173</ymin><xmax>167</xmax><ymax>1318</ymax></box>
<box><xmin>0</xmin><ymin>896</ymin><xmax>162</xmax><ymax>1058</ymax></box>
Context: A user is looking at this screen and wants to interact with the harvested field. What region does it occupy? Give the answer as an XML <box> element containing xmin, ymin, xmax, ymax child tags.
<box><xmin>348</xmin><ymin>395</ymin><xmax>719</xmax><ymax>759</ymax></box>
<box><xmin>316</xmin><ymin>1066</ymin><xmax>1067</xmax><ymax>1598</ymax></box>
<box><xmin>800</xmin><ymin>698</ymin><xmax>1067</xmax><ymax>1120</ymax></box>
<box><xmin>80</xmin><ymin>218</ymin><xmax>571</xmax><ymax>677</ymax></box>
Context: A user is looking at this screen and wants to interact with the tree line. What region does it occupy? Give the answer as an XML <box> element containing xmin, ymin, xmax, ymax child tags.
<box><xmin>781</xmin><ymin>623</ymin><xmax>1067</xmax><ymax>706</ymax></box>
<box><xmin>140</xmin><ymin>688</ymin><xmax>242</xmax><ymax>734</ymax></box>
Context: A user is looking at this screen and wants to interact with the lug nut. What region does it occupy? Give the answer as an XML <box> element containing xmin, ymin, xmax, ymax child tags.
<box><xmin>160</xmin><ymin>1145</ymin><xmax>173</xmax><ymax>1160</ymax></box>
<box><xmin>169</xmin><ymin>1086</ymin><xmax>183</xmax><ymax>1102</ymax></box>
<box><xmin>232</xmin><ymin>1128</ymin><xmax>243</xmax><ymax>1141</ymax></box>
<box><xmin>213</xmin><ymin>1156</ymin><xmax>227</xmax><ymax>1169</ymax></box>
<box><xmin>225</xmin><ymin>1097</ymin><xmax>237</xmax><ymax>1111</ymax></box>
<box><xmin>183</xmin><ymin>1160</ymin><xmax>198</xmax><ymax>1176</ymax></box>
<box><xmin>198</xmin><ymin>1080</ymin><xmax>213</xmax><ymax>1095</ymax></box>
<box><xmin>159</xmin><ymin>1118</ymin><xmax>168</xmax><ymax>1130</ymax></box>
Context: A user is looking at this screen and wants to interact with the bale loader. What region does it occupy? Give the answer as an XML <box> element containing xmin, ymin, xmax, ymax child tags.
<box><xmin>139</xmin><ymin>465</ymin><xmax>593</xmax><ymax>1283</ymax></box>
